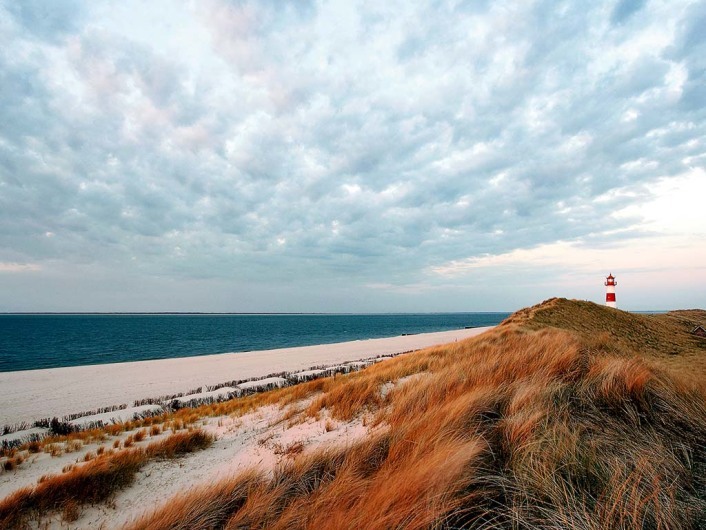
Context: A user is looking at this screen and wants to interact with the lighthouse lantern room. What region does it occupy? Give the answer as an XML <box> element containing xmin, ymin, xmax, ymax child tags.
<box><xmin>605</xmin><ymin>273</ymin><xmax>617</xmax><ymax>308</ymax></box>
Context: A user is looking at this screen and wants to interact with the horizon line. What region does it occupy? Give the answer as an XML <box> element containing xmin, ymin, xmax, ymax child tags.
<box><xmin>0</xmin><ymin>310</ymin><xmax>515</xmax><ymax>316</ymax></box>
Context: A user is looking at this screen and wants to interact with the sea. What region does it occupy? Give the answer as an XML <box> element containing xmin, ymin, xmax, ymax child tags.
<box><xmin>0</xmin><ymin>313</ymin><xmax>510</xmax><ymax>373</ymax></box>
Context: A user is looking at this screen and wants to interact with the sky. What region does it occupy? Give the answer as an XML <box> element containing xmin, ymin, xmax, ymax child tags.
<box><xmin>0</xmin><ymin>0</ymin><xmax>704</xmax><ymax>313</ymax></box>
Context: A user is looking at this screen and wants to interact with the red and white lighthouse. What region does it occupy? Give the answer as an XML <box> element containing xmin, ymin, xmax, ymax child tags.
<box><xmin>605</xmin><ymin>273</ymin><xmax>617</xmax><ymax>308</ymax></box>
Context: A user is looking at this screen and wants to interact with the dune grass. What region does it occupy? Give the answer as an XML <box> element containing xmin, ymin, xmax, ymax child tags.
<box><xmin>503</xmin><ymin>298</ymin><xmax>706</xmax><ymax>378</ymax></box>
<box><xmin>126</xmin><ymin>299</ymin><xmax>706</xmax><ymax>530</ymax></box>
<box><xmin>0</xmin><ymin>429</ymin><xmax>213</xmax><ymax>528</ymax></box>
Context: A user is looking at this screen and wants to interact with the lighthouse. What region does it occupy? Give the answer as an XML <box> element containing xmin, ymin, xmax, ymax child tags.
<box><xmin>605</xmin><ymin>273</ymin><xmax>617</xmax><ymax>308</ymax></box>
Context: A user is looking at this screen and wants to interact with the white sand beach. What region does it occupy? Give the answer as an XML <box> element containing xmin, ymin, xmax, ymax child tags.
<box><xmin>0</xmin><ymin>327</ymin><xmax>491</xmax><ymax>427</ymax></box>
<box><xmin>0</xmin><ymin>327</ymin><xmax>498</xmax><ymax>528</ymax></box>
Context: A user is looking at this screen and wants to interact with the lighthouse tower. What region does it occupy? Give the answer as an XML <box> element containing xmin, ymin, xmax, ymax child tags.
<box><xmin>605</xmin><ymin>273</ymin><xmax>617</xmax><ymax>308</ymax></box>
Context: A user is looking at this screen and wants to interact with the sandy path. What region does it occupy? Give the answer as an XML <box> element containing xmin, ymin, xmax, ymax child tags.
<box><xmin>0</xmin><ymin>327</ymin><xmax>491</xmax><ymax>426</ymax></box>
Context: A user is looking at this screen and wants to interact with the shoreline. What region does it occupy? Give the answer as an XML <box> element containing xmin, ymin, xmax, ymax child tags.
<box><xmin>0</xmin><ymin>327</ymin><xmax>493</xmax><ymax>427</ymax></box>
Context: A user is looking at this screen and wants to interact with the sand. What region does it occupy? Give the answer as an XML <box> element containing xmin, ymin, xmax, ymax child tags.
<box><xmin>0</xmin><ymin>329</ymin><xmax>494</xmax><ymax>528</ymax></box>
<box><xmin>0</xmin><ymin>327</ymin><xmax>491</xmax><ymax>427</ymax></box>
<box><xmin>0</xmin><ymin>391</ymin><xmax>388</xmax><ymax>528</ymax></box>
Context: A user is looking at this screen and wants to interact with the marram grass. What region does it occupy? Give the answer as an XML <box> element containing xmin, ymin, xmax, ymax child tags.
<box><xmin>127</xmin><ymin>300</ymin><xmax>706</xmax><ymax>530</ymax></box>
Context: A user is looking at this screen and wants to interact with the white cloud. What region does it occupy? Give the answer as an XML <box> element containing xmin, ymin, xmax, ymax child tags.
<box><xmin>614</xmin><ymin>168</ymin><xmax>706</xmax><ymax>235</ymax></box>
<box><xmin>430</xmin><ymin>236</ymin><xmax>706</xmax><ymax>280</ymax></box>
<box><xmin>430</xmin><ymin>167</ymin><xmax>706</xmax><ymax>292</ymax></box>
<box><xmin>0</xmin><ymin>262</ymin><xmax>41</xmax><ymax>272</ymax></box>
<box><xmin>0</xmin><ymin>0</ymin><xmax>704</xmax><ymax>311</ymax></box>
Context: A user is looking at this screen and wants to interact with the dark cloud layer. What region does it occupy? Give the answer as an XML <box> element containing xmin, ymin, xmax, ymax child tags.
<box><xmin>0</xmin><ymin>0</ymin><xmax>704</xmax><ymax>311</ymax></box>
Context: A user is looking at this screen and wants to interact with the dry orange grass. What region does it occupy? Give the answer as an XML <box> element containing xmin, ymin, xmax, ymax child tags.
<box><xmin>504</xmin><ymin>297</ymin><xmax>706</xmax><ymax>381</ymax></box>
<box><xmin>0</xmin><ymin>429</ymin><xmax>213</xmax><ymax>528</ymax></box>
<box><xmin>126</xmin><ymin>300</ymin><xmax>706</xmax><ymax>530</ymax></box>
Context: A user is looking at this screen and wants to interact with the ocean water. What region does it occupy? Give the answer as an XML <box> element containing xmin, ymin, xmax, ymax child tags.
<box><xmin>0</xmin><ymin>313</ymin><xmax>509</xmax><ymax>373</ymax></box>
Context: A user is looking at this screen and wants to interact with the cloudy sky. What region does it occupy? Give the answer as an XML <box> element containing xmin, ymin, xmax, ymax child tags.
<box><xmin>0</xmin><ymin>0</ymin><xmax>704</xmax><ymax>312</ymax></box>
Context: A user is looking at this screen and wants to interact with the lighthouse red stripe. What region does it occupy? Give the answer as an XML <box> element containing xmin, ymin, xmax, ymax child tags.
<box><xmin>606</xmin><ymin>293</ymin><xmax>616</xmax><ymax>302</ymax></box>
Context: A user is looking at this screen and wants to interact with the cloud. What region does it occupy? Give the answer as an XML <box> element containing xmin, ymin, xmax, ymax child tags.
<box><xmin>431</xmin><ymin>167</ymin><xmax>706</xmax><ymax>284</ymax></box>
<box><xmin>0</xmin><ymin>0</ymin><xmax>704</xmax><ymax>311</ymax></box>
<box><xmin>429</xmin><ymin>235</ymin><xmax>706</xmax><ymax>280</ymax></box>
<box><xmin>611</xmin><ymin>0</ymin><xmax>648</xmax><ymax>24</ymax></box>
<box><xmin>0</xmin><ymin>262</ymin><xmax>41</xmax><ymax>273</ymax></box>
<box><xmin>669</xmin><ymin>1</ymin><xmax>706</xmax><ymax>111</ymax></box>
<box><xmin>4</xmin><ymin>0</ymin><xmax>83</xmax><ymax>42</ymax></box>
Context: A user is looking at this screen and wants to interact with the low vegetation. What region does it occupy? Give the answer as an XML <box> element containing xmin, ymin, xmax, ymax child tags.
<box><xmin>0</xmin><ymin>429</ymin><xmax>213</xmax><ymax>528</ymax></box>
<box><xmin>127</xmin><ymin>299</ymin><xmax>706</xmax><ymax>530</ymax></box>
<box><xmin>503</xmin><ymin>298</ymin><xmax>706</xmax><ymax>378</ymax></box>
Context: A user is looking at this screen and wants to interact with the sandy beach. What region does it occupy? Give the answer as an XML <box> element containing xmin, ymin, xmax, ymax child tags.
<box><xmin>0</xmin><ymin>327</ymin><xmax>491</xmax><ymax>427</ymax></box>
<box><xmin>1</xmin><ymin>327</ymin><xmax>496</xmax><ymax>527</ymax></box>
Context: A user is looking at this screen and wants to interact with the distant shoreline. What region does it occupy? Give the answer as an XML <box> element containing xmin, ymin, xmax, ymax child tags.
<box><xmin>1</xmin><ymin>313</ymin><xmax>509</xmax><ymax>373</ymax></box>
<box><xmin>0</xmin><ymin>311</ymin><xmax>511</xmax><ymax>315</ymax></box>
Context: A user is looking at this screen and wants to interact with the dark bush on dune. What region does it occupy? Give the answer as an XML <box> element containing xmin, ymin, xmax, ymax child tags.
<box><xmin>49</xmin><ymin>417</ymin><xmax>76</xmax><ymax>436</ymax></box>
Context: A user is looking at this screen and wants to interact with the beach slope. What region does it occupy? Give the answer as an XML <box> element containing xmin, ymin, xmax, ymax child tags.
<box><xmin>0</xmin><ymin>327</ymin><xmax>490</xmax><ymax>426</ymax></box>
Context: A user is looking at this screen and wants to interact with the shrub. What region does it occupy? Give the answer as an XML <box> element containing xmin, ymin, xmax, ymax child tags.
<box><xmin>49</xmin><ymin>418</ymin><xmax>75</xmax><ymax>436</ymax></box>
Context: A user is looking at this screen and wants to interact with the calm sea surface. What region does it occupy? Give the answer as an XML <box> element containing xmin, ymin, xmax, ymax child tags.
<box><xmin>0</xmin><ymin>313</ymin><xmax>510</xmax><ymax>373</ymax></box>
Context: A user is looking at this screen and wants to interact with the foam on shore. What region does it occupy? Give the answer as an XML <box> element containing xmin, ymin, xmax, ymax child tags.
<box><xmin>0</xmin><ymin>327</ymin><xmax>492</xmax><ymax>426</ymax></box>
